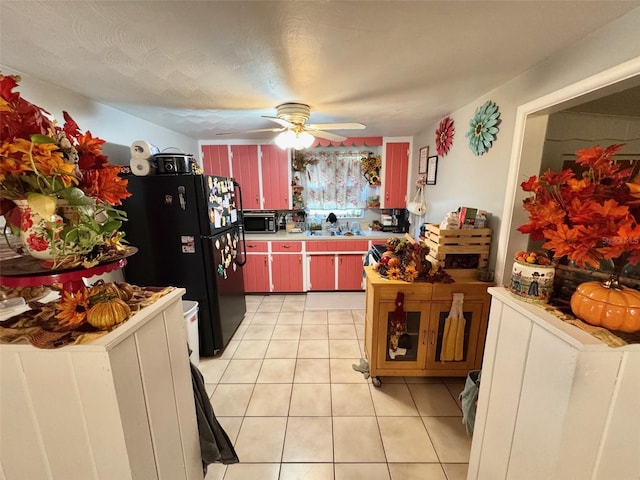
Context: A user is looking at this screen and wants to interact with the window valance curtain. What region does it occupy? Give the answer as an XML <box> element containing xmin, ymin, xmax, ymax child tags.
<box><xmin>311</xmin><ymin>137</ymin><xmax>383</xmax><ymax>148</ymax></box>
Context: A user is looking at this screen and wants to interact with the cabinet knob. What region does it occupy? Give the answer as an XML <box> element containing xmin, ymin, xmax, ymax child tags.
<box><xmin>283</xmin><ymin>244</ymin><xmax>291</xmax><ymax>249</ymax></box>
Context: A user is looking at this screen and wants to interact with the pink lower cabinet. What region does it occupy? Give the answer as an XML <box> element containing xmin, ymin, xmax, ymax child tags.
<box><xmin>244</xmin><ymin>241</ymin><xmax>270</xmax><ymax>293</ymax></box>
<box><xmin>308</xmin><ymin>254</ymin><xmax>336</xmax><ymax>291</ymax></box>
<box><xmin>337</xmin><ymin>253</ymin><xmax>366</xmax><ymax>290</ymax></box>
<box><xmin>244</xmin><ymin>252</ymin><xmax>270</xmax><ymax>293</ymax></box>
<box><xmin>307</xmin><ymin>240</ymin><xmax>367</xmax><ymax>291</ymax></box>
<box><xmin>271</xmin><ymin>241</ymin><xmax>304</xmax><ymax>292</ymax></box>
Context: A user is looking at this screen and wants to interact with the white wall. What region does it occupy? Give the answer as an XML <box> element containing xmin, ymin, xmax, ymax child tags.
<box><xmin>541</xmin><ymin>111</ymin><xmax>640</xmax><ymax>173</ymax></box>
<box><xmin>411</xmin><ymin>7</ymin><xmax>640</xmax><ymax>279</ymax></box>
<box><xmin>1</xmin><ymin>66</ymin><xmax>198</xmax><ymax>163</ymax></box>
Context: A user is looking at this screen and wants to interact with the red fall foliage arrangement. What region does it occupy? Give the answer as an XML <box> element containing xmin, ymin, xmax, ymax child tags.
<box><xmin>0</xmin><ymin>73</ymin><xmax>131</xmax><ymax>266</ymax></box>
<box><xmin>518</xmin><ymin>144</ymin><xmax>640</xmax><ymax>271</ymax></box>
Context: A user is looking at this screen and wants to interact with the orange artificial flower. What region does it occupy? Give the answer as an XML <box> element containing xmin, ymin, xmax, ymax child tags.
<box><xmin>403</xmin><ymin>264</ymin><xmax>418</xmax><ymax>282</ymax></box>
<box><xmin>75</xmin><ymin>131</ymin><xmax>109</xmax><ymax>170</ymax></box>
<box><xmin>57</xmin><ymin>288</ymin><xmax>90</xmax><ymax>327</ymax></box>
<box><xmin>80</xmin><ymin>166</ymin><xmax>131</xmax><ymax>205</ymax></box>
<box><xmin>387</xmin><ymin>267</ymin><xmax>402</xmax><ymax>280</ymax></box>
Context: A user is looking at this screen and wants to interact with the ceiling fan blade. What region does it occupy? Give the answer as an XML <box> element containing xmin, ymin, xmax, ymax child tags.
<box><xmin>306</xmin><ymin>122</ymin><xmax>366</xmax><ymax>131</ymax></box>
<box><xmin>216</xmin><ymin>127</ymin><xmax>284</xmax><ymax>136</ymax></box>
<box><xmin>310</xmin><ymin>130</ymin><xmax>347</xmax><ymax>142</ymax></box>
<box><xmin>262</xmin><ymin>116</ymin><xmax>295</xmax><ymax>128</ymax></box>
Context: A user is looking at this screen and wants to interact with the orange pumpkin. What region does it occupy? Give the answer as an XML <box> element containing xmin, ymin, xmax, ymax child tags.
<box><xmin>570</xmin><ymin>281</ymin><xmax>640</xmax><ymax>333</ymax></box>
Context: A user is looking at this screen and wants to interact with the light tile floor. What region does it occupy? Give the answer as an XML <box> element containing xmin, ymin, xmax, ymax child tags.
<box><xmin>200</xmin><ymin>294</ymin><xmax>471</xmax><ymax>480</ymax></box>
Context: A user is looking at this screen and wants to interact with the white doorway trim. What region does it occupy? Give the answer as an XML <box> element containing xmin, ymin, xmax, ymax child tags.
<box><xmin>495</xmin><ymin>56</ymin><xmax>640</xmax><ymax>284</ymax></box>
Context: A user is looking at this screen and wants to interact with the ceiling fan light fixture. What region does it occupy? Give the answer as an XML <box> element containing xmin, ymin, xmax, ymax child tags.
<box><xmin>275</xmin><ymin>129</ymin><xmax>314</xmax><ymax>150</ymax></box>
<box><xmin>294</xmin><ymin>131</ymin><xmax>314</xmax><ymax>150</ymax></box>
<box><xmin>274</xmin><ymin>130</ymin><xmax>296</xmax><ymax>149</ymax></box>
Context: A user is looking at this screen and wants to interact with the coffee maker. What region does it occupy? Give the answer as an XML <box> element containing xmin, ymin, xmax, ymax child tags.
<box><xmin>381</xmin><ymin>209</ymin><xmax>410</xmax><ymax>233</ymax></box>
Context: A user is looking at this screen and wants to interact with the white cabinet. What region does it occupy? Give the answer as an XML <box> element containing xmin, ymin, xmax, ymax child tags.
<box><xmin>469</xmin><ymin>287</ymin><xmax>640</xmax><ymax>480</ymax></box>
<box><xmin>0</xmin><ymin>288</ymin><xmax>203</xmax><ymax>480</ymax></box>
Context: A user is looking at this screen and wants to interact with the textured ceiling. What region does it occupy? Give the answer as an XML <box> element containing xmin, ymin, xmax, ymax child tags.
<box><xmin>1</xmin><ymin>1</ymin><xmax>639</xmax><ymax>140</ymax></box>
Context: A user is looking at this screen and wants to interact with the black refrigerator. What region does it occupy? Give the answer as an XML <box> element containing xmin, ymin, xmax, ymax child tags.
<box><xmin>122</xmin><ymin>174</ymin><xmax>247</xmax><ymax>356</ymax></box>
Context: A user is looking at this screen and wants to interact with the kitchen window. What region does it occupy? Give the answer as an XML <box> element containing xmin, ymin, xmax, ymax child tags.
<box><xmin>304</xmin><ymin>149</ymin><xmax>369</xmax><ymax>210</ymax></box>
<box><xmin>307</xmin><ymin>208</ymin><xmax>363</xmax><ymax>219</ymax></box>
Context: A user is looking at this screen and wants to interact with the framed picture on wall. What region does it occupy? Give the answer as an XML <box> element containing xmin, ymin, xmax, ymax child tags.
<box><xmin>426</xmin><ymin>155</ymin><xmax>438</xmax><ymax>185</ymax></box>
<box><xmin>419</xmin><ymin>146</ymin><xmax>429</xmax><ymax>174</ymax></box>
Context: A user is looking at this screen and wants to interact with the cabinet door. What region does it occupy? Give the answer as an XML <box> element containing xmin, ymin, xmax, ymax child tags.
<box><xmin>260</xmin><ymin>145</ymin><xmax>290</xmax><ymax>210</ymax></box>
<box><xmin>383</xmin><ymin>142</ymin><xmax>409</xmax><ymax>208</ymax></box>
<box><xmin>271</xmin><ymin>254</ymin><xmax>304</xmax><ymax>292</ymax></box>
<box><xmin>231</xmin><ymin>145</ymin><xmax>261</xmax><ymax>209</ymax></box>
<box><xmin>243</xmin><ymin>253</ymin><xmax>270</xmax><ymax>293</ymax></box>
<box><xmin>308</xmin><ymin>255</ymin><xmax>336</xmax><ymax>291</ymax></box>
<box><xmin>201</xmin><ymin>145</ymin><xmax>230</xmax><ymax>176</ymax></box>
<box><xmin>375</xmin><ymin>300</ymin><xmax>429</xmax><ymax>372</ymax></box>
<box><xmin>337</xmin><ymin>254</ymin><xmax>365</xmax><ymax>291</ymax></box>
<box><xmin>424</xmin><ymin>301</ymin><xmax>484</xmax><ymax>372</ymax></box>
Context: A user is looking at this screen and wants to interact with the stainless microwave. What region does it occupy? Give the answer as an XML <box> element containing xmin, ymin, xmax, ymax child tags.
<box><xmin>243</xmin><ymin>211</ymin><xmax>277</xmax><ymax>233</ymax></box>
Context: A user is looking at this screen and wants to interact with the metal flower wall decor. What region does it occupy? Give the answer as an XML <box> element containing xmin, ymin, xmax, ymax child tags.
<box><xmin>435</xmin><ymin>116</ymin><xmax>455</xmax><ymax>156</ymax></box>
<box><xmin>466</xmin><ymin>100</ymin><xmax>501</xmax><ymax>155</ymax></box>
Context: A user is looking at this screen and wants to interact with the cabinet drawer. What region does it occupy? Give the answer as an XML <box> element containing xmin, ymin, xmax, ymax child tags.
<box><xmin>306</xmin><ymin>240</ymin><xmax>368</xmax><ymax>252</ymax></box>
<box><xmin>371</xmin><ymin>281</ymin><xmax>434</xmax><ymax>302</ymax></box>
<box><xmin>306</xmin><ymin>241</ymin><xmax>338</xmax><ymax>252</ymax></box>
<box><xmin>272</xmin><ymin>241</ymin><xmax>302</xmax><ymax>252</ymax></box>
<box><xmin>431</xmin><ymin>282</ymin><xmax>491</xmax><ymax>301</ymax></box>
<box><xmin>245</xmin><ymin>241</ymin><xmax>268</xmax><ymax>252</ymax></box>
<box><xmin>336</xmin><ymin>240</ymin><xmax>369</xmax><ymax>251</ymax></box>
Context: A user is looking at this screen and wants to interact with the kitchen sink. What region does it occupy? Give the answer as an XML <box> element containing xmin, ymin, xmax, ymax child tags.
<box><xmin>306</xmin><ymin>230</ymin><xmax>364</xmax><ymax>237</ymax></box>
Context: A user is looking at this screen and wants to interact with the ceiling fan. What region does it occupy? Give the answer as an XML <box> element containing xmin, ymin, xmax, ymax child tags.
<box><xmin>216</xmin><ymin>103</ymin><xmax>366</xmax><ymax>149</ymax></box>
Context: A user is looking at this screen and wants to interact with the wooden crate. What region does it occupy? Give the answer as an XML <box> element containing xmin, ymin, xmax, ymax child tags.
<box><xmin>425</xmin><ymin>224</ymin><xmax>492</xmax><ymax>273</ymax></box>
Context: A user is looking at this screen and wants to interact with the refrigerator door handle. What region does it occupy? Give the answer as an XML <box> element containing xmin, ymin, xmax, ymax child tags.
<box><xmin>233</xmin><ymin>180</ymin><xmax>248</xmax><ymax>266</ymax></box>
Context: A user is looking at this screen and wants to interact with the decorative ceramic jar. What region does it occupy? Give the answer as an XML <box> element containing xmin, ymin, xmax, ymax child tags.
<box><xmin>13</xmin><ymin>199</ymin><xmax>62</xmax><ymax>260</ymax></box>
<box><xmin>12</xmin><ymin>199</ymin><xmax>93</xmax><ymax>265</ymax></box>
<box><xmin>509</xmin><ymin>260</ymin><xmax>555</xmax><ymax>304</ymax></box>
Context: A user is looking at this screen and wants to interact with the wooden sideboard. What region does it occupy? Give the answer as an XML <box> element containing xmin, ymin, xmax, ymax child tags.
<box><xmin>363</xmin><ymin>267</ymin><xmax>492</xmax><ymax>383</ymax></box>
<box><xmin>0</xmin><ymin>288</ymin><xmax>203</xmax><ymax>480</ymax></box>
<box><xmin>468</xmin><ymin>287</ymin><xmax>640</xmax><ymax>480</ymax></box>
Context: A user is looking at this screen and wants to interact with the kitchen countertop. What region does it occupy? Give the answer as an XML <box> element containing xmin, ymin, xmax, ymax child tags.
<box><xmin>244</xmin><ymin>230</ymin><xmax>408</xmax><ymax>241</ymax></box>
